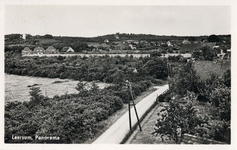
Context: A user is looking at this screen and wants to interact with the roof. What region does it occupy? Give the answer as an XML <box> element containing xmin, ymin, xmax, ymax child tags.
<box><xmin>34</xmin><ymin>47</ymin><xmax>45</xmax><ymax>51</ymax></box>
<box><xmin>61</xmin><ymin>47</ymin><xmax>70</xmax><ymax>52</ymax></box>
<box><xmin>61</xmin><ymin>47</ymin><xmax>74</xmax><ymax>52</ymax></box>
<box><xmin>22</xmin><ymin>47</ymin><xmax>32</xmax><ymax>52</ymax></box>
<box><xmin>46</xmin><ymin>46</ymin><xmax>56</xmax><ymax>51</ymax></box>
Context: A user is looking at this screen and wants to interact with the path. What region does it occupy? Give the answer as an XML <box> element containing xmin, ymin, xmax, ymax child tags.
<box><xmin>92</xmin><ymin>84</ymin><xmax>169</xmax><ymax>144</ymax></box>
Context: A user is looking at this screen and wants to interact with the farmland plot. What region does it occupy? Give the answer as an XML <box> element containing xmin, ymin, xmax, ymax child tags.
<box><xmin>5</xmin><ymin>74</ymin><xmax>110</xmax><ymax>103</ymax></box>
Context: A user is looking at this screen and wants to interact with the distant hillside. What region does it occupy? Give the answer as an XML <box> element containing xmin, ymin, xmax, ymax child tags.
<box><xmin>4</xmin><ymin>33</ymin><xmax>231</xmax><ymax>53</ymax></box>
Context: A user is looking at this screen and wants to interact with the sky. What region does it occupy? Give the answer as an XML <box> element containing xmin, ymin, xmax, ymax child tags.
<box><xmin>4</xmin><ymin>5</ymin><xmax>231</xmax><ymax>37</ymax></box>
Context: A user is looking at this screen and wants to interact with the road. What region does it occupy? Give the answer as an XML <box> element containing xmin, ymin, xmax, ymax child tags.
<box><xmin>92</xmin><ymin>84</ymin><xmax>169</xmax><ymax>144</ymax></box>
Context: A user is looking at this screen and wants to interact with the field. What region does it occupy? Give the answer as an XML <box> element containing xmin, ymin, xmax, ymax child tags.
<box><xmin>194</xmin><ymin>60</ymin><xmax>231</xmax><ymax>81</ymax></box>
<box><xmin>5</xmin><ymin>74</ymin><xmax>110</xmax><ymax>103</ymax></box>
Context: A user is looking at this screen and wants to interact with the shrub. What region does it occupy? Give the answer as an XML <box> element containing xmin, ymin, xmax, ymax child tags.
<box><xmin>157</xmin><ymin>90</ymin><xmax>171</xmax><ymax>102</ymax></box>
<box><xmin>153</xmin><ymin>94</ymin><xmax>209</xmax><ymax>143</ymax></box>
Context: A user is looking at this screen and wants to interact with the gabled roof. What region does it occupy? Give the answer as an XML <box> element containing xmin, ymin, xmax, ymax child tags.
<box><xmin>34</xmin><ymin>47</ymin><xmax>45</xmax><ymax>51</ymax></box>
<box><xmin>46</xmin><ymin>46</ymin><xmax>56</xmax><ymax>51</ymax></box>
<box><xmin>61</xmin><ymin>47</ymin><xmax>74</xmax><ymax>52</ymax></box>
<box><xmin>22</xmin><ymin>47</ymin><xmax>32</xmax><ymax>52</ymax></box>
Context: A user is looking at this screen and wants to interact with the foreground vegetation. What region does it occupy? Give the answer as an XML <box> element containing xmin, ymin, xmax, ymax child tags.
<box><xmin>5</xmin><ymin>51</ymin><xmax>231</xmax><ymax>144</ymax></box>
<box><xmin>5</xmin><ymin>52</ymin><xmax>168</xmax><ymax>143</ymax></box>
<box><xmin>154</xmin><ymin>61</ymin><xmax>231</xmax><ymax>144</ymax></box>
<box><xmin>5</xmin><ymin>79</ymin><xmax>154</xmax><ymax>143</ymax></box>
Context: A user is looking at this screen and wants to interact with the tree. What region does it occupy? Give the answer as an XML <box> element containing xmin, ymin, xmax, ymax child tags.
<box><xmin>44</xmin><ymin>34</ymin><xmax>53</xmax><ymax>39</ymax></box>
<box><xmin>143</xmin><ymin>57</ymin><xmax>168</xmax><ymax>79</ymax></box>
<box><xmin>25</xmin><ymin>34</ymin><xmax>32</xmax><ymax>39</ymax></box>
<box><xmin>75</xmin><ymin>81</ymin><xmax>89</xmax><ymax>97</ymax></box>
<box><xmin>90</xmin><ymin>82</ymin><xmax>100</xmax><ymax>94</ymax></box>
<box><xmin>28</xmin><ymin>86</ymin><xmax>45</xmax><ymax>109</ymax></box>
<box><xmin>150</xmin><ymin>51</ymin><xmax>162</xmax><ymax>57</ymax></box>
<box><xmin>201</xmin><ymin>46</ymin><xmax>216</xmax><ymax>61</ymax></box>
<box><xmin>153</xmin><ymin>92</ymin><xmax>208</xmax><ymax>143</ymax></box>
<box><xmin>207</xmin><ymin>34</ymin><xmax>219</xmax><ymax>42</ymax></box>
<box><xmin>169</xmin><ymin>62</ymin><xmax>200</xmax><ymax>96</ymax></box>
<box><xmin>223</xmin><ymin>69</ymin><xmax>231</xmax><ymax>87</ymax></box>
<box><xmin>210</xmin><ymin>87</ymin><xmax>231</xmax><ymax>121</ymax></box>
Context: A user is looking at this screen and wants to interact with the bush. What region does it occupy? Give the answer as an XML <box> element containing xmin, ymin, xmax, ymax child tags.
<box><xmin>5</xmin><ymin>82</ymin><xmax>126</xmax><ymax>143</ymax></box>
<box><xmin>153</xmin><ymin>96</ymin><xmax>209</xmax><ymax>143</ymax></box>
<box><xmin>157</xmin><ymin>90</ymin><xmax>171</xmax><ymax>102</ymax></box>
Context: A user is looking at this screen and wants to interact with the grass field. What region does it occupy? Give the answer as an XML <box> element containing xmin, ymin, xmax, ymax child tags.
<box><xmin>194</xmin><ymin>60</ymin><xmax>230</xmax><ymax>81</ymax></box>
<box><xmin>5</xmin><ymin>74</ymin><xmax>110</xmax><ymax>103</ymax></box>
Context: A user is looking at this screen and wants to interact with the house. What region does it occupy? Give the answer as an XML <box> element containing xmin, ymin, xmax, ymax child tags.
<box><xmin>33</xmin><ymin>47</ymin><xmax>45</xmax><ymax>54</ymax></box>
<box><xmin>213</xmin><ymin>46</ymin><xmax>219</xmax><ymax>49</ymax></box>
<box><xmin>45</xmin><ymin>46</ymin><xmax>58</xmax><ymax>54</ymax></box>
<box><xmin>22</xmin><ymin>47</ymin><xmax>32</xmax><ymax>55</ymax></box>
<box><xmin>22</xmin><ymin>34</ymin><xmax>26</xmax><ymax>40</ymax></box>
<box><xmin>166</xmin><ymin>41</ymin><xmax>173</xmax><ymax>47</ymax></box>
<box><xmin>115</xmin><ymin>35</ymin><xmax>119</xmax><ymax>39</ymax></box>
<box><xmin>129</xmin><ymin>44</ymin><xmax>136</xmax><ymax>50</ymax></box>
<box><xmin>217</xmin><ymin>49</ymin><xmax>226</xmax><ymax>59</ymax></box>
<box><xmin>187</xmin><ymin>58</ymin><xmax>195</xmax><ymax>63</ymax></box>
<box><xmin>61</xmin><ymin>47</ymin><xmax>74</xmax><ymax>53</ymax></box>
<box><xmin>226</xmin><ymin>49</ymin><xmax>231</xmax><ymax>59</ymax></box>
<box><xmin>104</xmin><ymin>39</ymin><xmax>109</xmax><ymax>43</ymax></box>
<box><xmin>182</xmin><ymin>39</ymin><xmax>191</xmax><ymax>44</ymax></box>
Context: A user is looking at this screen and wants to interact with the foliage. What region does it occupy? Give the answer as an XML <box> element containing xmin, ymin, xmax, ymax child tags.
<box><xmin>143</xmin><ymin>57</ymin><xmax>168</xmax><ymax>79</ymax></box>
<box><xmin>207</xmin><ymin>34</ymin><xmax>220</xmax><ymax>42</ymax></box>
<box><xmin>223</xmin><ymin>69</ymin><xmax>231</xmax><ymax>87</ymax></box>
<box><xmin>210</xmin><ymin>87</ymin><xmax>231</xmax><ymax>121</ymax></box>
<box><xmin>167</xmin><ymin>55</ymin><xmax>186</xmax><ymax>63</ymax></box>
<box><xmin>156</xmin><ymin>90</ymin><xmax>172</xmax><ymax>102</ymax></box>
<box><xmin>203</xmin><ymin>46</ymin><xmax>216</xmax><ymax>61</ymax></box>
<box><xmin>153</xmin><ymin>92</ymin><xmax>209</xmax><ymax>143</ymax></box>
<box><xmin>5</xmin><ymin>54</ymin><xmax>168</xmax><ymax>83</ymax></box>
<box><xmin>5</xmin><ymin>72</ymin><xmax>153</xmax><ymax>143</ymax></box>
<box><xmin>168</xmin><ymin>62</ymin><xmax>200</xmax><ymax>96</ymax></box>
<box><xmin>44</xmin><ymin>34</ymin><xmax>53</xmax><ymax>39</ymax></box>
<box><xmin>208</xmin><ymin>121</ymin><xmax>230</xmax><ymax>144</ymax></box>
<box><xmin>5</xmin><ymin>83</ymin><xmax>125</xmax><ymax>143</ymax></box>
<box><xmin>198</xmin><ymin>72</ymin><xmax>226</xmax><ymax>102</ymax></box>
<box><xmin>150</xmin><ymin>51</ymin><xmax>162</xmax><ymax>57</ymax></box>
<box><xmin>75</xmin><ymin>81</ymin><xmax>89</xmax><ymax>97</ymax></box>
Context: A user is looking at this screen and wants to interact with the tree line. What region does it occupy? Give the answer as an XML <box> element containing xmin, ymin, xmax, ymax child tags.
<box><xmin>5</xmin><ymin>52</ymin><xmax>168</xmax><ymax>84</ymax></box>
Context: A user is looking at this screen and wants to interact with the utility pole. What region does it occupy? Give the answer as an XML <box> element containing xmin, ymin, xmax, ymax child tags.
<box><xmin>126</xmin><ymin>80</ymin><xmax>142</xmax><ymax>131</ymax></box>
